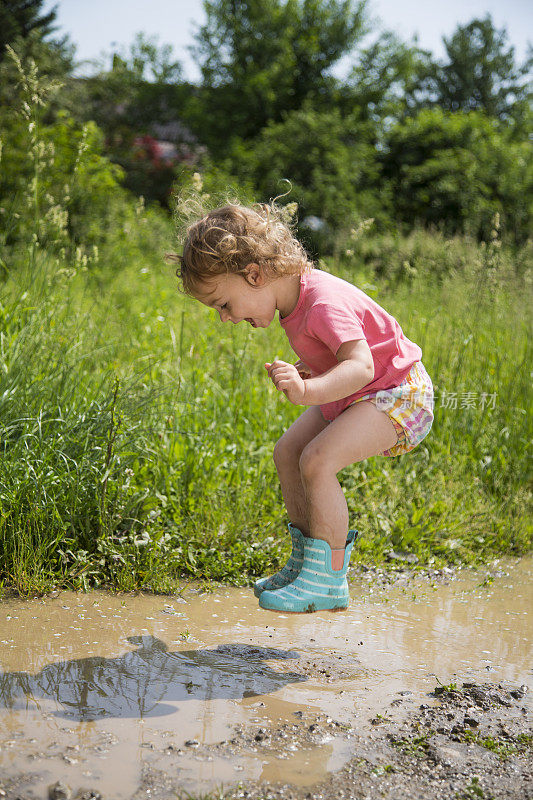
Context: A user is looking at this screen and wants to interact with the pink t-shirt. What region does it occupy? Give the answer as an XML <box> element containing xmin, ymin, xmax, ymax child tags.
<box><xmin>280</xmin><ymin>269</ymin><xmax>422</xmax><ymax>420</ymax></box>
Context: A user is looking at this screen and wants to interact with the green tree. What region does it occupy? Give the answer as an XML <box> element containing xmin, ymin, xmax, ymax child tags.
<box><xmin>74</xmin><ymin>34</ymin><xmax>198</xmax><ymax>206</ymax></box>
<box><xmin>0</xmin><ymin>0</ymin><xmax>58</xmax><ymax>58</ymax></box>
<box><xmin>341</xmin><ymin>31</ymin><xmax>435</xmax><ymax>122</ymax></box>
<box><xmin>190</xmin><ymin>0</ymin><xmax>367</xmax><ymax>151</ymax></box>
<box><xmin>427</xmin><ymin>16</ymin><xmax>532</xmax><ymax>121</ymax></box>
<box><xmin>381</xmin><ymin>108</ymin><xmax>532</xmax><ymax>243</ymax></box>
<box><xmin>232</xmin><ymin>103</ymin><xmax>383</xmax><ymax>243</ymax></box>
<box><xmin>80</xmin><ymin>33</ymin><xmax>185</xmax><ymax>132</ymax></box>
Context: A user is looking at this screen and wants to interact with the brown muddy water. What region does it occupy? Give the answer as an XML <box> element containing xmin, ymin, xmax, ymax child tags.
<box><xmin>0</xmin><ymin>558</ymin><xmax>531</xmax><ymax>799</ymax></box>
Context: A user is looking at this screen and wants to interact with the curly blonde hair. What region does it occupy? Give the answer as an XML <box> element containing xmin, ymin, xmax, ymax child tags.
<box><xmin>168</xmin><ymin>202</ymin><xmax>312</xmax><ymax>295</ymax></box>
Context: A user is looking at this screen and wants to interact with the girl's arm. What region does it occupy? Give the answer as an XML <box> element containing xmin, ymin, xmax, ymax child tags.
<box><xmin>266</xmin><ymin>339</ymin><xmax>374</xmax><ymax>406</ymax></box>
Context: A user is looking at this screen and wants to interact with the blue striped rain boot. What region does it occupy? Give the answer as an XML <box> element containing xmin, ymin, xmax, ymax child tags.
<box><xmin>258</xmin><ymin>530</ymin><xmax>358</xmax><ymax>613</ymax></box>
<box><xmin>253</xmin><ymin>523</ymin><xmax>305</xmax><ymax>598</ymax></box>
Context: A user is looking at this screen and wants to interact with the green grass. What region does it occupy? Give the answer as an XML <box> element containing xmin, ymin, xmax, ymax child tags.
<box><xmin>460</xmin><ymin>730</ymin><xmax>532</xmax><ymax>760</ymax></box>
<box><xmin>0</xmin><ymin>222</ymin><xmax>530</xmax><ymax>595</ymax></box>
<box><xmin>389</xmin><ymin>730</ymin><xmax>432</xmax><ymax>757</ymax></box>
<box><xmin>456</xmin><ymin>776</ymin><xmax>492</xmax><ymax>800</ymax></box>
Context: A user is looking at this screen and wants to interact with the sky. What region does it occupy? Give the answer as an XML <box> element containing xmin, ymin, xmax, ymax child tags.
<box><xmin>43</xmin><ymin>0</ymin><xmax>532</xmax><ymax>81</ymax></box>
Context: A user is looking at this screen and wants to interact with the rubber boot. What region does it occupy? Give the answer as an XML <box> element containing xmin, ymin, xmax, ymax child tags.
<box><xmin>253</xmin><ymin>523</ymin><xmax>304</xmax><ymax>598</ymax></box>
<box><xmin>258</xmin><ymin>530</ymin><xmax>358</xmax><ymax>613</ymax></box>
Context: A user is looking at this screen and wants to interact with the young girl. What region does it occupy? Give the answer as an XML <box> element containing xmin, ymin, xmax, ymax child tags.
<box><xmin>172</xmin><ymin>203</ymin><xmax>434</xmax><ymax>614</ymax></box>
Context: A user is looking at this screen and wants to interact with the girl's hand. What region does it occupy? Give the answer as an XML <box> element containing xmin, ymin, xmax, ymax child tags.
<box><xmin>265</xmin><ymin>360</ymin><xmax>307</xmax><ymax>405</ymax></box>
<box><xmin>294</xmin><ymin>359</ymin><xmax>312</xmax><ymax>379</ymax></box>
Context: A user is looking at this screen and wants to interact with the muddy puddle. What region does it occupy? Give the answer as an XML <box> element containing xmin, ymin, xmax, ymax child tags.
<box><xmin>0</xmin><ymin>558</ymin><xmax>531</xmax><ymax>799</ymax></box>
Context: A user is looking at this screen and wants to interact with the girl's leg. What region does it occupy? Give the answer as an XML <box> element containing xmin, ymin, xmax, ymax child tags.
<box><xmin>259</xmin><ymin>401</ymin><xmax>397</xmax><ymax>612</ymax></box>
<box><xmin>298</xmin><ymin>401</ymin><xmax>398</xmax><ymax>561</ymax></box>
<box><xmin>273</xmin><ymin>406</ymin><xmax>329</xmax><ymax>535</ymax></box>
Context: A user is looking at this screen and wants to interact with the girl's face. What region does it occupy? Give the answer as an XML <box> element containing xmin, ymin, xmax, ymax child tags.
<box><xmin>193</xmin><ymin>267</ymin><xmax>278</xmax><ymax>329</ymax></box>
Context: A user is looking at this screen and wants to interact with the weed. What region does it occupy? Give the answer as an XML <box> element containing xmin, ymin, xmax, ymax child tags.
<box><xmin>456</xmin><ymin>776</ymin><xmax>493</xmax><ymax>799</ymax></box>
<box><xmin>460</xmin><ymin>730</ymin><xmax>533</xmax><ymax>760</ymax></box>
<box><xmin>434</xmin><ymin>678</ymin><xmax>460</xmax><ymax>694</ymax></box>
<box><xmin>371</xmin><ymin>764</ymin><xmax>395</xmax><ymax>776</ymax></box>
<box><xmin>389</xmin><ymin>730</ymin><xmax>431</xmax><ymax>756</ymax></box>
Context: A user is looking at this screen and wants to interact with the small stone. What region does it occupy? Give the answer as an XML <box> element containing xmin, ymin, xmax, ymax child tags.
<box><xmin>464</xmin><ymin>715</ymin><xmax>479</xmax><ymax>728</ymax></box>
<box><xmin>49</xmin><ymin>782</ymin><xmax>71</xmax><ymax>800</ymax></box>
<box><xmin>386</xmin><ymin>550</ymin><xmax>419</xmax><ymax>564</ymax></box>
<box><xmin>75</xmin><ymin>792</ymin><xmax>102</xmax><ymax>800</ymax></box>
<box><xmin>491</xmin><ymin>691</ymin><xmax>513</xmax><ymax>707</ymax></box>
<box><xmin>451</xmin><ymin>724</ymin><xmax>464</xmax><ymax>734</ymax></box>
<box><xmin>185</xmin><ymin>739</ymin><xmax>200</xmax><ymax>747</ymax></box>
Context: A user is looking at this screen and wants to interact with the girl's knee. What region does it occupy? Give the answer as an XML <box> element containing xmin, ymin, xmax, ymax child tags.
<box><xmin>273</xmin><ymin>428</ymin><xmax>310</xmax><ymax>471</ymax></box>
<box><xmin>299</xmin><ymin>441</ymin><xmax>328</xmax><ymax>482</ymax></box>
<box><xmin>273</xmin><ymin>433</ymin><xmax>295</xmax><ymax>471</ymax></box>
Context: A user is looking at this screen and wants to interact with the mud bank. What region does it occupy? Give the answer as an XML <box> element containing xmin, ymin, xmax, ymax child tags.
<box><xmin>217</xmin><ymin>680</ymin><xmax>532</xmax><ymax>800</ymax></box>
<box><xmin>0</xmin><ymin>558</ymin><xmax>531</xmax><ymax>799</ymax></box>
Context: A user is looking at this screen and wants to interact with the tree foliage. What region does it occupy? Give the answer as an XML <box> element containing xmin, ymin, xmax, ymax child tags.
<box><xmin>67</xmin><ymin>34</ymin><xmax>199</xmax><ymax>207</ymax></box>
<box><xmin>0</xmin><ymin>0</ymin><xmax>58</xmax><ymax>58</ymax></box>
<box><xmin>233</xmin><ymin>104</ymin><xmax>382</xmax><ymax>227</ymax></box>
<box><xmin>381</xmin><ymin>108</ymin><xmax>532</xmax><ymax>242</ymax></box>
<box><xmin>425</xmin><ymin>16</ymin><xmax>532</xmax><ymax>121</ymax></box>
<box><xmin>343</xmin><ymin>31</ymin><xmax>434</xmax><ymax>121</ymax></box>
<box><xmin>189</xmin><ymin>0</ymin><xmax>367</xmax><ymax>149</ymax></box>
<box><xmin>0</xmin><ymin>1</ymin><xmax>531</xmax><ymax>247</ymax></box>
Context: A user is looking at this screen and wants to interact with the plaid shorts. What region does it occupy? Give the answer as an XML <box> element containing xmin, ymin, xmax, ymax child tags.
<box><xmin>354</xmin><ymin>361</ymin><xmax>434</xmax><ymax>457</ymax></box>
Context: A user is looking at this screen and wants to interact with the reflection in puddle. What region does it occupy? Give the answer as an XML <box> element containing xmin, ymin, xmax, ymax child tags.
<box><xmin>0</xmin><ymin>557</ymin><xmax>531</xmax><ymax>798</ymax></box>
<box><xmin>0</xmin><ymin>638</ymin><xmax>304</xmax><ymax>720</ymax></box>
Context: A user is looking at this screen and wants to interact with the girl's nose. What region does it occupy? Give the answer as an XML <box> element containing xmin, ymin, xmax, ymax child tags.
<box><xmin>219</xmin><ymin>308</ymin><xmax>230</xmax><ymax>323</ymax></box>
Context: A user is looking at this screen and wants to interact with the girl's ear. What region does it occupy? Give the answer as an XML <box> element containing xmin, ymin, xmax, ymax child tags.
<box><xmin>244</xmin><ymin>263</ymin><xmax>265</xmax><ymax>286</ymax></box>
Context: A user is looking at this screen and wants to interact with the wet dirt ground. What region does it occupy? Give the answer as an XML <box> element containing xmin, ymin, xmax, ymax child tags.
<box><xmin>0</xmin><ymin>557</ymin><xmax>531</xmax><ymax>800</ymax></box>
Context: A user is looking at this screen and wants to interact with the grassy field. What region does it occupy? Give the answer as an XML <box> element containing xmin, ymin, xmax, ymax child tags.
<box><xmin>0</xmin><ymin>206</ymin><xmax>531</xmax><ymax>596</ymax></box>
